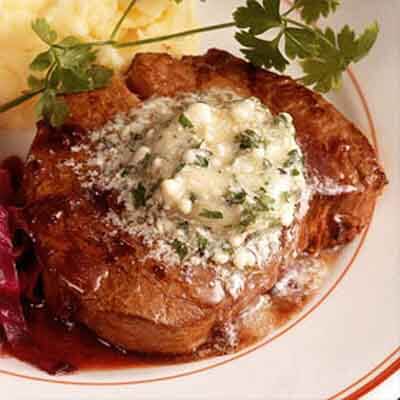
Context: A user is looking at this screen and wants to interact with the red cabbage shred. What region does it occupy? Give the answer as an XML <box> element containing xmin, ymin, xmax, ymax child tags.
<box><xmin>0</xmin><ymin>163</ymin><xmax>73</xmax><ymax>374</ymax></box>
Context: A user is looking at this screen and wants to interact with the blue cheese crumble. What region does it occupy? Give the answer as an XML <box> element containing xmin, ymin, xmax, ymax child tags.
<box><xmin>83</xmin><ymin>90</ymin><xmax>308</xmax><ymax>270</ymax></box>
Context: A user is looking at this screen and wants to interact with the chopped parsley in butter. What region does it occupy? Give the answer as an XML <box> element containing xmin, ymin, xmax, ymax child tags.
<box><xmin>81</xmin><ymin>90</ymin><xmax>308</xmax><ymax>270</ymax></box>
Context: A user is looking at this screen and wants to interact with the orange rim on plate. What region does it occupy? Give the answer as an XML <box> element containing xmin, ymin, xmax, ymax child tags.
<box><xmin>0</xmin><ymin>67</ymin><xmax>398</xmax><ymax>398</ymax></box>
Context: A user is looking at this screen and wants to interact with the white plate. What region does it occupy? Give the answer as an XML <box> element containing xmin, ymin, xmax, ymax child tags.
<box><xmin>0</xmin><ymin>0</ymin><xmax>399</xmax><ymax>399</ymax></box>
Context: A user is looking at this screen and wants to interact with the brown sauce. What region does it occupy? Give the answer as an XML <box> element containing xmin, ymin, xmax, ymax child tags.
<box><xmin>0</xmin><ymin>303</ymin><xmax>182</xmax><ymax>371</ymax></box>
<box><xmin>0</xmin><ymin>156</ymin><xmax>338</xmax><ymax>374</ymax></box>
<box><xmin>0</xmin><ymin>252</ymin><xmax>336</xmax><ymax>373</ymax></box>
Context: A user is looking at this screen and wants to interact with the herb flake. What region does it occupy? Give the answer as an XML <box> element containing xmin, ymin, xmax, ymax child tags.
<box><xmin>178</xmin><ymin>113</ymin><xmax>194</xmax><ymax>129</ymax></box>
<box><xmin>171</xmin><ymin>239</ymin><xmax>188</xmax><ymax>260</ymax></box>
<box><xmin>225</xmin><ymin>189</ymin><xmax>247</xmax><ymax>205</ymax></box>
<box><xmin>236</xmin><ymin>129</ymin><xmax>263</xmax><ymax>150</ymax></box>
<box><xmin>239</xmin><ymin>208</ymin><xmax>257</xmax><ymax>228</ymax></box>
<box><xmin>132</xmin><ymin>183</ymin><xmax>146</xmax><ymax>208</ymax></box>
<box><xmin>197</xmin><ymin>234</ymin><xmax>208</xmax><ymax>254</ymax></box>
<box><xmin>194</xmin><ymin>155</ymin><xmax>209</xmax><ymax>168</ymax></box>
<box><xmin>200</xmin><ymin>209</ymin><xmax>224</xmax><ymax>220</ymax></box>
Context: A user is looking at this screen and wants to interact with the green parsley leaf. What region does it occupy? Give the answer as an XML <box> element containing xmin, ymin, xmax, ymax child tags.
<box><xmin>301</xmin><ymin>61</ymin><xmax>339</xmax><ymax>92</ymax></box>
<box><xmin>31</xmin><ymin>18</ymin><xmax>58</xmax><ymax>44</ymax></box>
<box><xmin>59</xmin><ymin>68</ymin><xmax>92</xmax><ymax>93</ymax></box>
<box><xmin>197</xmin><ymin>234</ymin><xmax>208</xmax><ymax>254</ymax></box>
<box><xmin>149</xmin><ymin>178</ymin><xmax>162</xmax><ymax>197</ymax></box>
<box><xmin>301</xmin><ymin>23</ymin><xmax>379</xmax><ymax>92</ymax></box>
<box><xmin>232</xmin><ymin>0</ymin><xmax>377</xmax><ymax>91</ymax></box>
<box><xmin>58</xmin><ymin>36</ymin><xmax>82</xmax><ymax>48</ymax></box>
<box><xmin>52</xmin><ymin>64</ymin><xmax>112</xmax><ymax>94</ymax></box>
<box><xmin>189</xmin><ymin>192</ymin><xmax>197</xmax><ymax>202</ymax></box>
<box><xmin>295</xmin><ymin>0</ymin><xmax>340</xmax><ymax>24</ymax></box>
<box><xmin>291</xmin><ymin>168</ymin><xmax>300</xmax><ymax>176</ymax></box>
<box><xmin>171</xmin><ymin>239</ymin><xmax>188</xmax><ymax>260</ymax></box>
<box><xmin>132</xmin><ymin>183</ymin><xmax>147</xmax><ymax>208</ymax></box>
<box><xmin>34</xmin><ymin>91</ymin><xmax>50</xmax><ymax>118</ymax></box>
<box><xmin>141</xmin><ymin>153</ymin><xmax>152</xmax><ymax>169</ymax></box>
<box><xmin>239</xmin><ymin>208</ymin><xmax>257</xmax><ymax>228</ymax></box>
<box><xmin>24</xmin><ymin>17</ymin><xmax>114</xmax><ymax>126</ymax></box>
<box><xmin>338</xmin><ymin>22</ymin><xmax>379</xmax><ymax>63</ymax></box>
<box><xmin>175</xmin><ymin>162</ymin><xmax>186</xmax><ymax>174</ymax></box>
<box><xmin>27</xmin><ymin>75</ymin><xmax>45</xmax><ymax>91</ymax></box>
<box><xmin>30</xmin><ymin>51</ymin><xmax>54</xmax><ymax>71</ymax></box>
<box><xmin>236</xmin><ymin>31</ymin><xmax>289</xmax><ymax>72</ymax></box>
<box><xmin>194</xmin><ymin>155</ymin><xmax>209</xmax><ymax>168</ymax></box>
<box><xmin>121</xmin><ymin>166</ymin><xmax>133</xmax><ymax>177</ymax></box>
<box><xmin>200</xmin><ymin>209</ymin><xmax>224</xmax><ymax>219</ymax></box>
<box><xmin>234</xmin><ymin>0</ymin><xmax>281</xmax><ymax>35</ymax></box>
<box><xmin>236</xmin><ymin>129</ymin><xmax>263</xmax><ymax>149</ymax></box>
<box><xmin>255</xmin><ymin>193</ymin><xmax>275</xmax><ymax>211</ymax></box>
<box><xmin>59</xmin><ymin>46</ymin><xmax>97</xmax><ymax>70</ymax></box>
<box><xmin>225</xmin><ymin>189</ymin><xmax>247</xmax><ymax>205</ymax></box>
<box><xmin>283</xmin><ymin>149</ymin><xmax>300</xmax><ymax>168</ymax></box>
<box><xmin>263</xmin><ymin>159</ymin><xmax>272</xmax><ymax>169</ymax></box>
<box><xmin>50</xmin><ymin>99</ymin><xmax>69</xmax><ymax>127</ymax></box>
<box><xmin>48</xmin><ymin>67</ymin><xmax>62</xmax><ymax>89</ymax></box>
<box><xmin>35</xmin><ymin>90</ymin><xmax>69</xmax><ymax>127</ymax></box>
<box><xmin>178</xmin><ymin>113</ymin><xmax>194</xmax><ymax>129</ymax></box>
<box><xmin>178</xmin><ymin>221</ymin><xmax>189</xmax><ymax>232</ymax></box>
<box><xmin>284</xmin><ymin>28</ymin><xmax>319</xmax><ymax>60</ymax></box>
<box><xmin>278</xmin><ymin>167</ymin><xmax>287</xmax><ymax>175</ymax></box>
<box><xmin>300</xmin><ymin>28</ymin><xmax>343</xmax><ymax>91</ymax></box>
<box><xmin>281</xmin><ymin>191</ymin><xmax>291</xmax><ymax>202</ymax></box>
<box><xmin>89</xmin><ymin>65</ymin><xmax>114</xmax><ymax>89</ymax></box>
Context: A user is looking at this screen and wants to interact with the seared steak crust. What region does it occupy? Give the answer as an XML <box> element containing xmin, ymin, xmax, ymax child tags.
<box><xmin>23</xmin><ymin>50</ymin><xmax>387</xmax><ymax>355</ymax></box>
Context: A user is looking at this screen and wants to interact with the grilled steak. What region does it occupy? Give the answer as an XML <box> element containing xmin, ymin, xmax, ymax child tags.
<box><xmin>22</xmin><ymin>50</ymin><xmax>387</xmax><ymax>355</ymax></box>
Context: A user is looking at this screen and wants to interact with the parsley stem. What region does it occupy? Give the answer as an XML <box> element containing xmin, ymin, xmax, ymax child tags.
<box><xmin>65</xmin><ymin>22</ymin><xmax>236</xmax><ymax>51</ymax></box>
<box><xmin>282</xmin><ymin>3</ymin><xmax>298</xmax><ymax>17</ymax></box>
<box><xmin>110</xmin><ymin>0</ymin><xmax>137</xmax><ymax>40</ymax></box>
<box><xmin>275</xmin><ymin>28</ymin><xmax>286</xmax><ymax>43</ymax></box>
<box><xmin>114</xmin><ymin>22</ymin><xmax>236</xmax><ymax>49</ymax></box>
<box><xmin>54</xmin><ymin>40</ymin><xmax>116</xmax><ymax>50</ymax></box>
<box><xmin>285</xmin><ymin>30</ymin><xmax>314</xmax><ymax>57</ymax></box>
<box><xmin>283</xmin><ymin>17</ymin><xmax>336</xmax><ymax>49</ymax></box>
<box><xmin>50</xmin><ymin>48</ymin><xmax>61</xmax><ymax>68</ymax></box>
<box><xmin>0</xmin><ymin>89</ymin><xmax>44</xmax><ymax>113</ymax></box>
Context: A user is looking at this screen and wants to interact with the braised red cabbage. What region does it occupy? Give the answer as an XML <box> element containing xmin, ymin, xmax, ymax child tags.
<box><xmin>0</xmin><ymin>169</ymin><xmax>12</xmax><ymax>205</ymax></box>
<box><xmin>0</xmin><ymin>206</ymin><xmax>28</xmax><ymax>340</ymax></box>
<box><xmin>0</xmin><ymin>166</ymin><xmax>73</xmax><ymax>374</ymax></box>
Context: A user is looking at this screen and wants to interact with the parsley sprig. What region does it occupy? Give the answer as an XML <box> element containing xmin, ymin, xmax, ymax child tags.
<box><xmin>0</xmin><ymin>0</ymin><xmax>379</xmax><ymax>126</ymax></box>
<box><xmin>16</xmin><ymin>19</ymin><xmax>113</xmax><ymax>127</ymax></box>
<box><xmin>234</xmin><ymin>0</ymin><xmax>379</xmax><ymax>92</ymax></box>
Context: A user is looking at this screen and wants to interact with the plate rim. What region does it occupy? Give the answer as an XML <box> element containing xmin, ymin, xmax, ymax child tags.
<box><xmin>328</xmin><ymin>347</ymin><xmax>400</xmax><ymax>400</ymax></box>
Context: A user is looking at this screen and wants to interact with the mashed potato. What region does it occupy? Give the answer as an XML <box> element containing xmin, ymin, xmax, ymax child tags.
<box><xmin>0</xmin><ymin>0</ymin><xmax>197</xmax><ymax>129</ymax></box>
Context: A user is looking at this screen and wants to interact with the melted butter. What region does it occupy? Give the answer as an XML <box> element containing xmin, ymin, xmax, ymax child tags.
<box><xmin>81</xmin><ymin>90</ymin><xmax>308</xmax><ymax>271</ymax></box>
